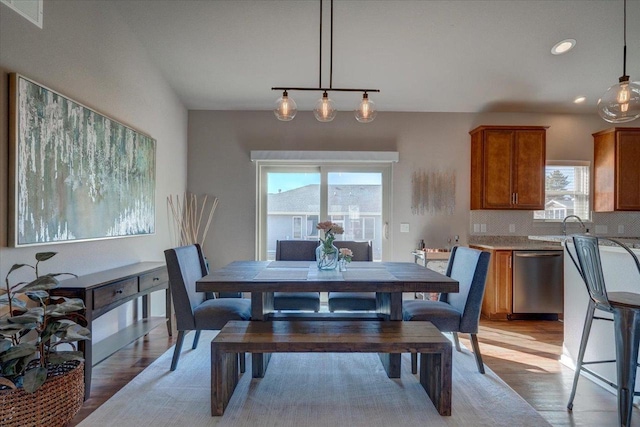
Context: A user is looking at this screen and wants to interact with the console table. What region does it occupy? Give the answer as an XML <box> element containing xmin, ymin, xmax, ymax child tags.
<box><xmin>53</xmin><ymin>262</ymin><xmax>170</xmax><ymax>399</ymax></box>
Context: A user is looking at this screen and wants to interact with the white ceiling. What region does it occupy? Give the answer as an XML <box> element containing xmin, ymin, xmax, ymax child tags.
<box><xmin>112</xmin><ymin>0</ymin><xmax>640</xmax><ymax>115</ymax></box>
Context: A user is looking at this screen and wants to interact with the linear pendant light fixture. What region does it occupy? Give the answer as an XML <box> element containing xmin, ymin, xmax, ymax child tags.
<box><xmin>597</xmin><ymin>0</ymin><xmax>640</xmax><ymax>123</ymax></box>
<box><xmin>273</xmin><ymin>0</ymin><xmax>380</xmax><ymax>123</ymax></box>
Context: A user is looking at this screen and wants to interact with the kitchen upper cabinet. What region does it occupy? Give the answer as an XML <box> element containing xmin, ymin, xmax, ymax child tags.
<box><xmin>593</xmin><ymin>127</ymin><xmax>640</xmax><ymax>212</ymax></box>
<box><xmin>470</xmin><ymin>126</ymin><xmax>547</xmax><ymax>210</ymax></box>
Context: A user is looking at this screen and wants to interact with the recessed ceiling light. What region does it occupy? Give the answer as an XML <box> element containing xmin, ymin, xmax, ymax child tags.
<box><xmin>574</xmin><ymin>96</ymin><xmax>586</xmax><ymax>104</ymax></box>
<box><xmin>551</xmin><ymin>39</ymin><xmax>576</xmax><ymax>55</ymax></box>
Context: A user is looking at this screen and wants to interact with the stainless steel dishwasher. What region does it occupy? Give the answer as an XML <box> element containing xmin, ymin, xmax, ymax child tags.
<box><xmin>512</xmin><ymin>250</ymin><xmax>564</xmax><ymax>319</ymax></box>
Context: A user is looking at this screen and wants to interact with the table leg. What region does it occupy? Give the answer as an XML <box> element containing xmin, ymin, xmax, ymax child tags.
<box><xmin>377</xmin><ymin>292</ymin><xmax>403</xmax><ymax>378</ymax></box>
<box><xmin>251</xmin><ymin>292</ymin><xmax>273</xmax><ymax>378</ymax></box>
<box><xmin>142</xmin><ymin>294</ymin><xmax>150</xmax><ymax>319</ymax></box>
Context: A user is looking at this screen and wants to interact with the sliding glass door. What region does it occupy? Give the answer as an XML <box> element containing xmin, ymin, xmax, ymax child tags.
<box><xmin>258</xmin><ymin>164</ymin><xmax>390</xmax><ymax>261</ymax></box>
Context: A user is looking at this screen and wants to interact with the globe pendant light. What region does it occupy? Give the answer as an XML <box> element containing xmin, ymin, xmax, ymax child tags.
<box><xmin>597</xmin><ymin>0</ymin><xmax>640</xmax><ymax>123</ymax></box>
<box><xmin>355</xmin><ymin>92</ymin><xmax>377</xmax><ymax>123</ymax></box>
<box><xmin>274</xmin><ymin>90</ymin><xmax>297</xmax><ymax>121</ymax></box>
<box><xmin>314</xmin><ymin>91</ymin><xmax>337</xmax><ymax>122</ymax></box>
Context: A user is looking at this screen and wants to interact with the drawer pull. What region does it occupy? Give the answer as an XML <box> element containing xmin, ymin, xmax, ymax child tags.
<box><xmin>153</xmin><ymin>277</ymin><xmax>159</xmax><ymax>281</ymax></box>
<box><xmin>116</xmin><ymin>289</ymin><xmax>124</xmax><ymax>294</ymax></box>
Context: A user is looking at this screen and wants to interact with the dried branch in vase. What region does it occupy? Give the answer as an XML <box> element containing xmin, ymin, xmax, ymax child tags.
<box><xmin>167</xmin><ymin>193</ymin><xmax>218</xmax><ymax>246</ymax></box>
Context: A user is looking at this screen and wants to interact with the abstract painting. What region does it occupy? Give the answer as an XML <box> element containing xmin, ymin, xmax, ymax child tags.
<box><xmin>411</xmin><ymin>169</ymin><xmax>456</xmax><ymax>215</ymax></box>
<box><xmin>9</xmin><ymin>74</ymin><xmax>156</xmax><ymax>247</ymax></box>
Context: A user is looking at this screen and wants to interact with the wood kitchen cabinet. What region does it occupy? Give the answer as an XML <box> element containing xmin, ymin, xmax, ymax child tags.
<box><xmin>470</xmin><ymin>126</ymin><xmax>547</xmax><ymax>210</ymax></box>
<box><xmin>470</xmin><ymin>246</ymin><xmax>512</xmax><ymax>320</ymax></box>
<box><xmin>593</xmin><ymin>127</ymin><xmax>640</xmax><ymax>211</ymax></box>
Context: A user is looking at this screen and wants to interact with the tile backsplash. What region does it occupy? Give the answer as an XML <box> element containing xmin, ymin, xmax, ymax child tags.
<box><xmin>469</xmin><ymin>211</ymin><xmax>640</xmax><ymax>237</ymax></box>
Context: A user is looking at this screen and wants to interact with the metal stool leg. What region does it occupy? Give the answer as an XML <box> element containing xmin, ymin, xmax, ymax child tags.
<box><xmin>614</xmin><ymin>307</ymin><xmax>640</xmax><ymax>427</ymax></box>
<box><xmin>568</xmin><ymin>300</ymin><xmax>597</xmax><ymax>410</ymax></box>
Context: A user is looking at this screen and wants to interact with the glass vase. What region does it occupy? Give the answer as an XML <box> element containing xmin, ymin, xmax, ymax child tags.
<box><xmin>316</xmin><ymin>243</ymin><xmax>339</xmax><ymax>270</ymax></box>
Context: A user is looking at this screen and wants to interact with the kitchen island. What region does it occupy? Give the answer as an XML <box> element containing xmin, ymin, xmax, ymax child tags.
<box><xmin>528</xmin><ymin>234</ymin><xmax>640</xmax><ymax>398</ymax></box>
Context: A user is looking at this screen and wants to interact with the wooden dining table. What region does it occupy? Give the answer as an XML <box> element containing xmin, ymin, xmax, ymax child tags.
<box><xmin>196</xmin><ymin>260</ymin><xmax>458</xmax><ymax>378</ymax></box>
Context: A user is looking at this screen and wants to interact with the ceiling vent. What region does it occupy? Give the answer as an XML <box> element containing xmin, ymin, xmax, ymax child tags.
<box><xmin>1</xmin><ymin>0</ymin><xmax>43</xmax><ymax>28</ymax></box>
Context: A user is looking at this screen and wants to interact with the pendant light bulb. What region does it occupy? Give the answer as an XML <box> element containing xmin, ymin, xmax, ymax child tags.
<box><xmin>274</xmin><ymin>90</ymin><xmax>297</xmax><ymax>121</ymax></box>
<box><xmin>597</xmin><ymin>77</ymin><xmax>640</xmax><ymax>123</ymax></box>
<box><xmin>313</xmin><ymin>91</ymin><xmax>337</xmax><ymax>122</ymax></box>
<box><xmin>355</xmin><ymin>92</ymin><xmax>377</xmax><ymax>123</ymax></box>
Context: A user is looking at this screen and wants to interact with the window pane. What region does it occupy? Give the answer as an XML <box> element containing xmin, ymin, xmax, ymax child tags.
<box><xmin>267</xmin><ymin>172</ymin><xmax>320</xmax><ymax>260</ymax></box>
<box><xmin>328</xmin><ymin>172</ymin><xmax>383</xmax><ymax>261</ymax></box>
<box><xmin>292</xmin><ymin>216</ymin><xmax>302</xmax><ymax>239</ymax></box>
<box><xmin>534</xmin><ymin>165</ymin><xmax>590</xmax><ymax>221</ymax></box>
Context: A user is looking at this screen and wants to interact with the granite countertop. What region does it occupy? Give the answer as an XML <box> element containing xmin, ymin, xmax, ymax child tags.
<box><xmin>469</xmin><ymin>243</ymin><xmax>563</xmax><ymax>251</ymax></box>
<box><xmin>468</xmin><ymin>236</ymin><xmax>562</xmax><ymax>251</ymax></box>
<box><xmin>528</xmin><ymin>234</ymin><xmax>640</xmax><ymax>249</ymax></box>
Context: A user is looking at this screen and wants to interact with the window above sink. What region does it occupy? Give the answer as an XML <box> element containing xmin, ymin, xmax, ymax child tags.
<box><xmin>533</xmin><ymin>160</ymin><xmax>591</xmax><ymax>222</ymax></box>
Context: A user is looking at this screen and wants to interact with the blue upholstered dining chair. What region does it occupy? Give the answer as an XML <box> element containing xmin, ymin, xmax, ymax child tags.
<box><xmin>273</xmin><ymin>240</ymin><xmax>321</xmax><ymax>312</ymax></box>
<box><xmin>328</xmin><ymin>241</ymin><xmax>376</xmax><ymax>312</ymax></box>
<box><xmin>403</xmin><ymin>246</ymin><xmax>490</xmax><ymax>374</ymax></box>
<box><xmin>164</xmin><ymin>244</ymin><xmax>251</xmax><ymax>371</ymax></box>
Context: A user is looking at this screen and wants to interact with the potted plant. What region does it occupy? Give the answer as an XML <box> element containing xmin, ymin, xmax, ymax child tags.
<box><xmin>0</xmin><ymin>252</ymin><xmax>90</xmax><ymax>426</ymax></box>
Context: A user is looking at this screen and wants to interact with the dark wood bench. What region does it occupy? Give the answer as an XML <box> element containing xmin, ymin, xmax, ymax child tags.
<box><xmin>211</xmin><ymin>320</ymin><xmax>452</xmax><ymax>416</ymax></box>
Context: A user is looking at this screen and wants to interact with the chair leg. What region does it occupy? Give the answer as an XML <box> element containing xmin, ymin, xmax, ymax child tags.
<box><xmin>411</xmin><ymin>353</ymin><xmax>418</xmax><ymax>374</ymax></box>
<box><xmin>470</xmin><ymin>333</ymin><xmax>485</xmax><ymax>374</ymax></box>
<box><xmin>613</xmin><ymin>307</ymin><xmax>640</xmax><ymax>427</ymax></box>
<box><xmin>239</xmin><ymin>352</ymin><xmax>246</xmax><ymax>373</ymax></box>
<box><xmin>452</xmin><ymin>332</ymin><xmax>461</xmax><ymax>352</ymax></box>
<box><xmin>170</xmin><ymin>330</ymin><xmax>186</xmax><ymax>371</ymax></box>
<box><xmin>567</xmin><ymin>300</ymin><xmax>596</xmax><ymax>411</ymax></box>
<box><xmin>192</xmin><ymin>330</ymin><xmax>202</xmax><ymax>349</ymax></box>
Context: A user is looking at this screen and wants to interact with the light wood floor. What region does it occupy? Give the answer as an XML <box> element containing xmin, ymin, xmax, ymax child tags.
<box><xmin>68</xmin><ymin>318</ymin><xmax>639</xmax><ymax>426</ymax></box>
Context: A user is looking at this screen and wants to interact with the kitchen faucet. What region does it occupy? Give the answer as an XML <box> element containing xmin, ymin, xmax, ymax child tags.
<box><xmin>562</xmin><ymin>215</ymin><xmax>586</xmax><ymax>236</ymax></box>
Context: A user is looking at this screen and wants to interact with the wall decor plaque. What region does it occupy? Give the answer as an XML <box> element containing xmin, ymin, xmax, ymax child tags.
<box><xmin>9</xmin><ymin>74</ymin><xmax>156</xmax><ymax>246</ymax></box>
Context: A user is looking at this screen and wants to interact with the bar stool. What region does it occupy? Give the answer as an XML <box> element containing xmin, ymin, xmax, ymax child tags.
<box><xmin>566</xmin><ymin>235</ymin><xmax>640</xmax><ymax>427</ymax></box>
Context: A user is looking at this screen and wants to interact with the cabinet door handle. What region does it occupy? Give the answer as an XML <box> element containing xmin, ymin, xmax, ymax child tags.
<box><xmin>515</xmin><ymin>193</ymin><xmax>518</xmax><ymax>205</ymax></box>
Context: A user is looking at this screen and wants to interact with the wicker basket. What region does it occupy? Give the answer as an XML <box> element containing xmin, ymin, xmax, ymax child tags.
<box><xmin>0</xmin><ymin>361</ymin><xmax>84</xmax><ymax>427</ymax></box>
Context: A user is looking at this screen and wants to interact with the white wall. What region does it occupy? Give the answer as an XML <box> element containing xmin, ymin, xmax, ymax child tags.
<box><xmin>187</xmin><ymin>110</ymin><xmax>613</xmax><ymax>268</ymax></box>
<box><xmin>0</xmin><ymin>1</ymin><xmax>187</xmax><ymax>340</ymax></box>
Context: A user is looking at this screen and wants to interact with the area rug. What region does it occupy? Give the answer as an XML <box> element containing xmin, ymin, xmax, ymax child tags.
<box><xmin>79</xmin><ymin>331</ymin><xmax>550</xmax><ymax>427</ymax></box>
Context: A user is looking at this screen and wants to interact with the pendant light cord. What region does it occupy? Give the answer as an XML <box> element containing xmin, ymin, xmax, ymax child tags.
<box><xmin>330</xmin><ymin>0</ymin><xmax>333</xmax><ymax>89</ymax></box>
<box><xmin>319</xmin><ymin>0</ymin><xmax>322</xmax><ymax>87</ymax></box>
<box><xmin>623</xmin><ymin>0</ymin><xmax>627</xmax><ymax>77</ymax></box>
<box><xmin>318</xmin><ymin>0</ymin><xmax>334</xmax><ymax>88</ymax></box>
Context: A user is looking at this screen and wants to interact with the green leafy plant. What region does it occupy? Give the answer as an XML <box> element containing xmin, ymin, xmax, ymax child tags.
<box><xmin>0</xmin><ymin>252</ymin><xmax>90</xmax><ymax>393</ymax></box>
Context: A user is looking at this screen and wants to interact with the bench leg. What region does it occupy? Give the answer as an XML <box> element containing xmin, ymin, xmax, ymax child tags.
<box><xmin>419</xmin><ymin>347</ymin><xmax>452</xmax><ymax>416</ymax></box>
<box><xmin>211</xmin><ymin>344</ymin><xmax>239</xmax><ymax>416</ymax></box>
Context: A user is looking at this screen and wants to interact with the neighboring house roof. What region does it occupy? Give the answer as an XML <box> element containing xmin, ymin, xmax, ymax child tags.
<box><xmin>545</xmin><ymin>198</ymin><xmax>574</xmax><ymax>210</ymax></box>
<box><xmin>268</xmin><ymin>185</ymin><xmax>382</xmax><ymax>214</ymax></box>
